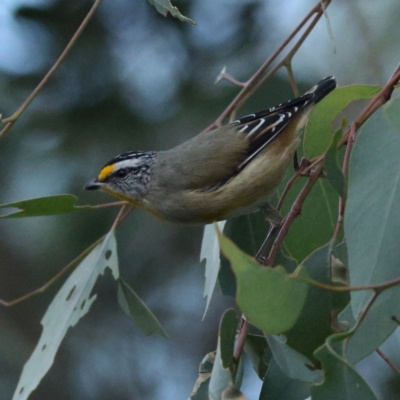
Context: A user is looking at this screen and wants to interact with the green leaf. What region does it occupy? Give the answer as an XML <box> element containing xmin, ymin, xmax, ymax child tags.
<box><xmin>146</xmin><ymin>0</ymin><xmax>195</xmax><ymax>24</ymax></box>
<box><xmin>201</xmin><ymin>221</ymin><xmax>227</xmax><ymax>317</ymax></box>
<box><xmin>0</xmin><ymin>194</ymin><xmax>93</xmax><ymax>218</ymax></box>
<box><xmin>217</xmin><ymin>229</ymin><xmax>309</xmax><ymax>334</ymax></box>
<box><xmin>386</xmin><ymin>94</ymin><xmax>400</xmax><ymax>128</ymax></box>
<box><xmin>243</xmin><ymin>334</ymin><xmax>268</xmax><ymax>379</ymax></box>
<box><xmin>117</xmin><ymin>278</ymin><xmax>168</xmax><ymax>339</ymax></box>
<box><xmin>278</xmin><ymin>177</ymin><xmax>339</xmax><ymax>263</ymax></box>
<box><xmin>189</xmin><ymin>352</ymin><xmax>214</xmax><ymax>400</ymax></box>
<box><xmin>325</xmin><ymin>128</ymin><xmax>346</xmax><ymax>197</ymax></box>
<box><xmin>345</xmin><ymin>98</ymin><xmax>400</xmax><ymax>317</ymax></box>
<box><xmin>219</xmin><ymin>309</ymin><xmax>238</xmax><ymax>369</ymax></box>
<box><xmin>304</xmin><ymin>85</ymin><xmax>381</xmax><ymax>159</ymax></box>
<box><xmin>311</xmin><ymin>334</ymin><xmax>378</xmax><ymax>400</ymax></box>
<box><xmin>219</xmin><ymin>212</ymin><xmax>271</xmax><ymax>298</ymax></box>
<box><xmin>266</xmin><ymin>334</ymin><xmax>322</xmax><ymax>383</ymax></box>
<box><xmin>259</xmin><ymin>358</ymin><xmax>311</xmax><ymax>400</ymax></box>
<box><xmin>339</xmin><ymin>286</ymin><xmax>400</xmax><ymax>364</ymax></box>
<box><xmin>285</xmin><ymin>244</ymin><xmax>349</xmax><ymax>362</ymax></box>
<box><xmin>209</xmin><ymin>310</ymin><xmax>238</xmax><ymax>400</ymax></box>
<box><xmin>12</xmin><ymin>232</ymin><xmax>119</xmax><ymax>400</ymax></box>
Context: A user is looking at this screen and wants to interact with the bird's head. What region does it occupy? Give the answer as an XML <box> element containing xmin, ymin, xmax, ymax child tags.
<box><xmin>84</xmin><ymin>151</ymin><xmax>156</xmax><ymax>203</ymax></box>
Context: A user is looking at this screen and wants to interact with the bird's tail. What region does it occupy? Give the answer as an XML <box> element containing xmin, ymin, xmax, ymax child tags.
<box><xmin>307</xmin><ymin>76</ymin><xmax>337</xmax><ymax>104</ymax></box>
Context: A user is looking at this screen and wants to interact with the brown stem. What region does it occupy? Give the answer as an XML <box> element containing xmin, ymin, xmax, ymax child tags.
<box><xmin>203</xmin><ymin>0</ymin><xmax>331</xmax><ymax>131</ymax></box>
<box><xmin>267</xmin><ymin>163</ymin><xmax>324</xmax><ymax>265</ymax></box>
<box><xmin>332</xmin><ymin>65</ymin><xmax>400</xmax><ymax>242</ymax></box>
<box><xmin>233</xmin><ymin>317</ymin><xmax>249</xmax><ymax>361</ymax></box>
<box><xmin>376</xmin><ymin>349</ymin><xmax>400</xmax><ymax>376</ymax></box>
<box><xmin>303</xmin><ymin>274</ymin><xmax>400</xmax><ymax>293</ymax></box>
<box><xmin>0</xmin><ymin>0</ymin><xmax>103</xmax><ymax>138</ymax></box>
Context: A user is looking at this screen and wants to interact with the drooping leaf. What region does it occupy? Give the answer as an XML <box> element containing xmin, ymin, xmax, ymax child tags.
<box><xmin>311</xmin><ymin>334</ymin><xmax>378</xmax><ymax>400</ymax></box>
<box><xmin>0</xmin><ymin>194</ymin><xmax>93</xmax><ymax>218</ymax></box>
<box><xmin>117</xmin><ymin>278</ymin><xmax>168</xmax><ymax>338</ymax></box>
<box><xmin>259</xmin><ymin>358</ymin><xmax>311</xmax><ymax>400</ymax></box>
<box><xmin>146</xmin><ymin>0</ymin><xmax>195</xmax><ymax>24</ymax></box>
<box><xmin>12</xmin><ymin>232</ymin><xmax>119</xmax><ymax>400</ymax></box>
<box><xmin>304</xmin><ymin>85</ymin><xmax>381</xmax><ymax>159</ymax></box>
<box><xmin>217</xmin><ymin>229</ymin><xmax>309</xmax><ymax>334</ymax></box>
<box><xmin>209</xmin><ymin>310</ymin><xmax>239</xmax><ymax>400</ymax></box>
<box><xmin>266</xmin><ymin>334</ymin><xmax>322</xmax><ymax>383</ymax></box>
<box><xmin>201</xmin><ymin>221</ymin><xmax>227</xmax><ymax>317</ymax></box>
<box><xmin>345</xmin><ymin>98</ymin><xmax>400</xmax><ymax>317</ymax></box>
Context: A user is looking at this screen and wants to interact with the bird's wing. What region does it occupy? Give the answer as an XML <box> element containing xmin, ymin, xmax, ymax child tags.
<box><xmin>158</xmin><ymin>76</ymin><xmax>336</xmax><ymax>192</ymax></box>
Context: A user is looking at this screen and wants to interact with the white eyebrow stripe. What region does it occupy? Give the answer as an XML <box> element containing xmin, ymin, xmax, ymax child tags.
<box><xmin>249</xmin><ymin>118</ymin><xmax>265</xmax><ymax>134</ymax></box>
<box><xmin>114</xmin><ymin>159</ymin><xmax>142</xmax><ymax>169</ymax></box>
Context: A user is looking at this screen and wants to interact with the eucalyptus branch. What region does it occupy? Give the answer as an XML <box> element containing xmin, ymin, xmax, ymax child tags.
<box><xmin>204</xmin><ymin>0</ymin><xmax>331</xmax><ymax>131</ymax></box>
<box><xmin>266</xmin><ymin>162</ymin><xmax>324</xmax><ymax>266</ymax></box>
<box><xmin>0</xmin><ymin>0</ymin><xmax>103</xmax><ymax>138</ymax></box>
<box><xmin>301</xmin><ymin>273</ymin><xmax>400</xmax><ymax>293</ymax></box>
<box><xmin>376</xmin><ymin>349</ymin><xmax>400</xmax><ymax>376</ymax></box>
<box><xmin>332</xmin><ymin>64</ymin><xmax>400</xmax><ymax>242</ymax></box>
<box><xmin>0</xmin><ymin>203</ymin><xmax>133</xmax><ymax>307</ymax></box>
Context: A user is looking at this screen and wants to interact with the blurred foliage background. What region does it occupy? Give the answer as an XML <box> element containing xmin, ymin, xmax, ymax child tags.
<box><xmin>0</xmin><ymin>0</ymin><xmax>399</xmax><ymax>399</ymax></box>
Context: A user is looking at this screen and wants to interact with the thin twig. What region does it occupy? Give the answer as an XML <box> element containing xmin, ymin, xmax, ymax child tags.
<box><xmin>301</xmin><ymin>274</ymin><xmax>400</xmax><ymax>293</ymax></box>
<box><xmin>376</xmin><ymin>349</ymin><xmax>400</xmax><ymax>376</ymax></box>
<box><xmin>203</xmin><ymin>0</ymin><xmax>331</xmax><ymax>131</ymax></box>
<box><xmin>0</xmin><ymin>0</ymin><xmax>103</xmax><ymax>138</ymax></box>
<box><xmin>267</xmin><ymin>163</ymin><xmax>324</xmax><ymax>265</ymax></box>
<box><xmin>233</xmin><ymin>317</ymin><xmax>249</xmax><ymax>361</ymax></box>
<box><xmin>0</xmin><ymin>203</ymin><xmax>133</xmax><ymax>307</ymax></box>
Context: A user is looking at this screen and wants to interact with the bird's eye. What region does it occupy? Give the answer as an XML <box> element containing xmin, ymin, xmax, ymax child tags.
<box><xmin>116</xmin><ymin>169</ymin><xmax>127</xmax><ymax>178</ymax></box>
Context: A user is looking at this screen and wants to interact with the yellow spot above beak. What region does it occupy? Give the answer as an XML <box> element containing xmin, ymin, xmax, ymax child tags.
<box><xmin>98</xmin><ymin>164</ymin><xmax>115</xmax><ymax>181</ymax></box>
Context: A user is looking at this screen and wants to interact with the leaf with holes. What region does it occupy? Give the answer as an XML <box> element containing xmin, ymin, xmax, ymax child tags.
<box><xmin>12</xmin><ymin>232</ymin><xmax>119</xmax><ymax>400</ymax></box>
<box><xmin>0</xmin><ymin>195</ymin><xmax>93</xmax><ymax>218</ymax></box>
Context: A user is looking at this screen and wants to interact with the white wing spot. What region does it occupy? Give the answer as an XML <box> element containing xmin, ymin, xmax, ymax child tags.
<box><xmin>239</xmin><ymin>125</ymin><xmax>249</xmax><ymax>132</ymax></box>
<box><xmin>249</xmin><ymin>118</ymin><xmax>265</xmax><ymax>135</ymax></box>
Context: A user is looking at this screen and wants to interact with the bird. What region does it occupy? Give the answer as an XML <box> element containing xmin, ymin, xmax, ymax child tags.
<box><xmin>84</xmin><ymin>76</ymin><xmax>337</xmax><ymax>224</ymax></box>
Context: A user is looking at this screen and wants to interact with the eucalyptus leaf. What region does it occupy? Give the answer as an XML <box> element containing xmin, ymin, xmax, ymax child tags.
<box><xmin>259</xmin><ymin>358</ymin><xmax>311</xmax><ymax>400</ymax></box>
<box><xmin>217</xmin><ymin>229</ymin><xmax>308</xmax><ymax>334</ymax></box>
<box><xmin>311</xmin><ymin>334</ymin><xmax>378</xmax><ymax>400</ymax></box>
<box><xmin>146</xmin><ymin>0</ymin><xmax>195</xmax><ymax>24</ymax></box>
<box><xmin>12</xmin><ymin>232</ymin><xmax>119</xmax><ymax>400</ymax></box>
<box><xmin>304</xmin><ymin>85</ymin><xmax>381</xmax><ymax>159</ymax></box>
<box><xmin>201</xmin><ymin>221</ymin><xmax>227</xmax><ymax>317</ymax></box>
<box><xmin>209</xmin><ymin>310</ymin><xmax>238</xmax><ymax>400</ymax></box>
<box><xmin>118</xmin><ymin>278</ymin><xmax>168</xmax><ymax>338</ymax></box>
<box><xmin>0</xmin><ymin>194</ymin><xmax>93</xmax><ymax>218</ymax></box>
<box><xmin>345</xmin><ymin>98</ymin><xmax>400</xmax><ymax>317</ymax></box>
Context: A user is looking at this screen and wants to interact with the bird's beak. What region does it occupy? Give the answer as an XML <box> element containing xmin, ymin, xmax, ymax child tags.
<box><xmin>84</xmin><ymin>178</ymin><xmax>102</xmax><ymax>191</ymax></box>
